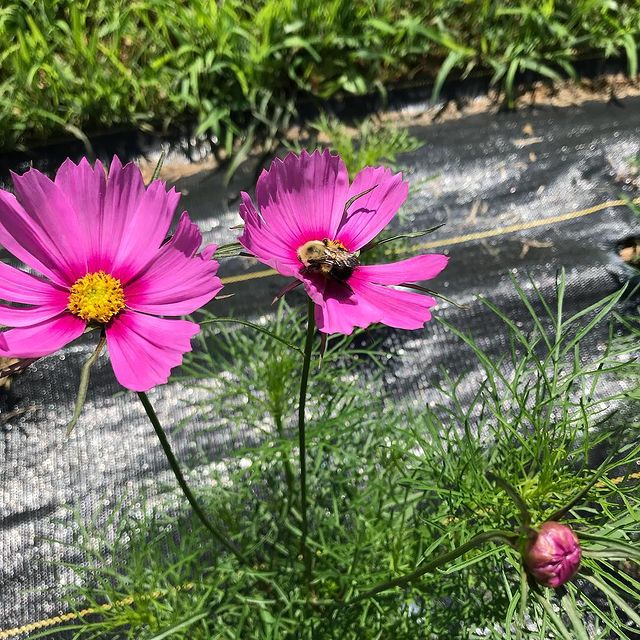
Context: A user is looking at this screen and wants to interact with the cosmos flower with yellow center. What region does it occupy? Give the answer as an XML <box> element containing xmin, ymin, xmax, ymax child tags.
<box><xmin>238</xmin><ymin>149</ymin><xmax>448</xmax><ymax>334</ymax></box>
<box><xmin>0</xmin><ymin>157</ymin><xmax>221</xmax><ymax>391</ymax></box>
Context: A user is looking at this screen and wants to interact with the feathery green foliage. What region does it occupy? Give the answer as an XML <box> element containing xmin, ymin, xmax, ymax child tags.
<box><xmin>38</xmin><ymin>279</ymin><xmax>640</xmax><ymax>638</ymax></box>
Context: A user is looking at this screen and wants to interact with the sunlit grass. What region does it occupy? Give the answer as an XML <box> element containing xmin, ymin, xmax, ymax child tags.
<box><xmin>1</xmin><ymin>0</ymin><xmax>639</xmax><ymax>152</ymax></box>
<box><xmin>288</xmin><ymin>114</ymin><xmax>424</xmax><ymax>179</ymax></box>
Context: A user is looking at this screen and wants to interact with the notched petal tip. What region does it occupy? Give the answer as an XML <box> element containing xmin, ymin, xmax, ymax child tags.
<box><xmin>201</xmin><ymin>244</ymin><xmax>218</xmax><ymax>261</ymax></box>
<box><xmin>239</xmin><ymin>192</ymin><xmax>259</xmax><ymax>222</ymax></box>
<box><xmin>11</xmin><ymin>165</ymin><xmax>55</xmax><ymax>193</ymax></box>
<box><xmin>107</xmin><ymin>154</ymin><xmax>123</xmax><ymax>176</ymax></box>
<box><xmin>56</xmin><ymin>156</ymin><xmax>106</xmax><ymax>182</ymax></box>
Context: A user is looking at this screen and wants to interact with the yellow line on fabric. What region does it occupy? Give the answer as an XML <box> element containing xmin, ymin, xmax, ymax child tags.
<box><xmin>3</xmin><ymin>468</ymin><xmax>640</xmax><ymax>637</ymax></box>
<box><xmin>596</xmin><ymin>470</ymin><xmax>640</xmax><ymax>488</ymax></box>
<box><xmin>219</xmin><ymin>198</ymin><xmax>639</xmax><ymax>286</ymax></box>
<box><xmin>409</xmin><ymin>198</ymin><xmax>637</xmax><ymax>251</ymax></box>
<box><xmin>221</xmin><ymin>267</ymin><xmax>278</xmax><ymax>285</ymax></box>
<box><xmin>0</xmin><ymin>583</ymin><xmax>195</xmax><ymax>639</ymax></box>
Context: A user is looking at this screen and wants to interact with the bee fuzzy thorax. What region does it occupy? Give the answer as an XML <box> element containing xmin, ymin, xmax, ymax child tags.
<box><xmin>297</xmin><ymin>238</ymin><xmax>360</xmax><ymax>281</ymax></box>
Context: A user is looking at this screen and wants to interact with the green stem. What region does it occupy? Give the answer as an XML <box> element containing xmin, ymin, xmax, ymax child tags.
<box><xmin>351</xmin><ymin>530</ymin><xmax>516</xmax><ymax>603</ymax></box>
<box><xmin>149</xmin><ymin>150</ymin><xmax>166</xmax><ymax>182</ymax></box>
<box><xmin>298</xmin><ymin>299</ymin><xmax>316</xmax><ymax>583</ymax></box>
<box><xmin>516</xmin><ymin>564</ymin><xmax>528</xmax><ymax>640</ymax></box>
<box><xmin>533</xmin><ymin>592</ymin><xmax>574</xmax><ymax>640</ymax></box>
<box><xmin>137</xmin><ymin>391</ymin><xmax>246</xmax><ymax>564</ymax></box>
<box><xmin>274</xmin><ymin>412</ymin><xmax>295</xmax><ymax>513</ymax></box>
<box><xmin>66</xmin><ymin>333</ymin><xmax>106</xmax><ymax>435</ymax></box>
<box><xmin>561</xmin><ymin>591</ymin><xmax>589</xmax><ymax>640</ymax></box>
<box><xmin>584</xmin><ymin>575</ymin><xmax>640</xmax><ymax>627</ymax></box>
<box><xmin>546</xmin><ymin>449</ymin><xmax>615</xmax><ymax>522</ymax></box>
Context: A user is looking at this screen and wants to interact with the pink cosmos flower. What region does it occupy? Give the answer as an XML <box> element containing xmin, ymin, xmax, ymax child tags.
<box><xmin>238</xmin><ymin>149</ymin><xmax>448</xmax><ymax>334</ymax></box>
<box><xmin>0</xmin><ymin>157</ymin><xmax>221</xmax><ymax>391</ymax></box>
<box><xmin>524</xmin><ymin>522</ymin><xmax>582</xmax><ymax>588</ymax></box>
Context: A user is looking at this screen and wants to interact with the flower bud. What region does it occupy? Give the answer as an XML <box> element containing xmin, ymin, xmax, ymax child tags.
<box><xmin>524</xmin><ymin>522</ymin><xmax>581</xmax><ymax>588</ymax></box>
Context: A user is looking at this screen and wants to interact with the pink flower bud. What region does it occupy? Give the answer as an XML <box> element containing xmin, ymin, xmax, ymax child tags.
<box><xmin>524</xmin><ymin>522</ymin><xmax>581</xmax><ymax>588</ymax></box>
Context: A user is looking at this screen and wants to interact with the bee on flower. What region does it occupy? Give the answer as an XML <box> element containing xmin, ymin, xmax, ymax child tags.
<box><xmin>238</xmin><ymin>149</ymin><xmax>448</xmax><ymax>335</ymax></box>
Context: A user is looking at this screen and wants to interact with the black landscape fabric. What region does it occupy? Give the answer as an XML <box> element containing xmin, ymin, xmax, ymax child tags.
<box><xmin>1</xmin><ymin>96</ymin><xmax>639</xmax><ymax>635</ymax></box>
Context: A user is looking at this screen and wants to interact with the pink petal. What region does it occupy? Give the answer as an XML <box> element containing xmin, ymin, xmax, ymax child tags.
<box><xmin>356</xmin><ymin>254</ymin><xmax>448</xmax><ymax>285</ymax></box>
<box><xmin>125</xmin><ymin>213</ymin><xmax>223</xmax><ymax>315</ymax></box>
<box><xmin>0</xmin><ymin>190</ymin><xmax>74</xmax><ymax>286</ymax></box>
<box><xmin>0</xmin><ymin>283</ymin><xmax>68</xmax><ymax>327</ymax></box>
<box><xmin>312</xmin><ymin>279</ymin><xmax>366</xmax><ymax>335</ymax></box>
<box><xmin>99</xmin><ymin>156</ymin><xmax>176</xmax><ymax>278</ymax></box>
<box><xmin>255</xmin><ymin>149</ymin><xmax>349</xmax><ymax>247</ymax></box>
<box><xmin>313</xmin><ymin>272</ymin><xmax>437</xmax><ymax>335</ymax></box>
<box><xmin>12</xmin><ymin>167</ymin><xmax>90</xmax><ymax>280</ymax></box>
<box><xmin>0</xmin><ymin>303</ymin><xmax>68</xmax><ymax>327</ymax></box>
<box><xmin>105</xmin><ymin>311</ymin><xmax>199</xmax><ymax>391</ymax></box>
<box><xmin>201</xmin><ymin>244</ymin><xmax>217</xmax><ymax>261</ymax></box>
<box><xmin>99</xmin><ymin>157</ymin><xmax>145</xmax><ymax>263</ymax></box>
<box><xmin>238</xmin><ymin>193</ymin><xmax>301</xmax><ymax>276</ymax></box>
<box><xmin>298</xmin><ymin>270</ymin><xmax>362</xmax><ymax>310</ymax></box>
<box><xmin>111</xmin><ymin>180</ymin><xmax>180</xmax><ymax>282</ymax></box>
<box><xmin>0</xmin><ymin>261</ymin><xmax>67</xmax><ymax>304</ymax></box>
<box><xmin>54</xmin><ymin>158</ymin><xmax>107</xmax><ymax>273</ymax></box>
<box><xmin>350</xmin><ymin>274</ymin><xmax>437</xmax><ymax>330</ymax></box>
<box><xmin>336</xmin><ymin>166</ymin><xmax>408</xmax><ymax>251</ymax></box>
<box><xmin>0</xmin><ymin>313</ymin><xmax>85</xmax><ymax>358</ymax></box>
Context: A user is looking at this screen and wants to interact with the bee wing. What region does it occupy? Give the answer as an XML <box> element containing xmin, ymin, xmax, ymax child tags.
<box><xmin>335</xmin><ymin>253</ymin><xmax>360</xmax><ymax>269</ymax></box>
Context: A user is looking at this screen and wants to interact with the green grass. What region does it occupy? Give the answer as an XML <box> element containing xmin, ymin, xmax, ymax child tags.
<box><xmin>1</xmin><ymin>0</ymin><xmax>639</xmax><ymax>153</ymax></box>
<box><xmin>289</xmin><ymin>114</ymin><xmax>424</xmax><ymax>179</ymax></box>
<box><xmin>36</xmin><ymin>277</ymin><xmax>640</xmax><ymax>639</ymax></box>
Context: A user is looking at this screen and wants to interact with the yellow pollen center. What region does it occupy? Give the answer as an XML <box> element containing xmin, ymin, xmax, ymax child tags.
<box><xmin>68</xmin><ymin>271</ymin><xmax>126</xmax><ymax>324</ymax></box>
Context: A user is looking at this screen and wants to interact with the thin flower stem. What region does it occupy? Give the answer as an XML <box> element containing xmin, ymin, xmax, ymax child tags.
<box><xmin>298</xmin><ymin>298</ymin><xmax>316</xmax><ymax>584</ymax></box>
<box><xmin>274</xmin><ymin>412</ymin><xmax>295</xmax><ymax>513</ymax></box>
<box><xmin>584</xmin><ymin>575</ymin><xmax>640</xmax><ymax>627</ymax></box>
<box><xmin>149</xmin><ymin>151</ymin><xmax>166</xmax><ymax>182</ymax></box>
<box><xmin>516</xmin><ymin>564</ymin><xmax>528</xmax><ymax>640</ymax></box>
<box><xmin>66</xmin><ymin>333</ymin><xmax>106</xmax><ymax>435</ymax></box>
<box><xmin>137</xmin><ymin>391</ymin><xmax>246</xmax><ymax>564</ymax></box>
<box><xmin>350</xmin><ymin>530</ymin><xmax>516</xmax><ymax>603</ymax></box>
<box><xmin>545</xmin><ymin>449</ymin><xmax>615</xmax><ymax>522</ymax></box>
<box><xmin>561</xmin><ymin>591</ymin><xmax>589</xmax><ymax>640</ymax></box>
<box><xmin>533</xmin><ymin>592</ymin><xmax>574</xmax><ymax>640</ymax></box>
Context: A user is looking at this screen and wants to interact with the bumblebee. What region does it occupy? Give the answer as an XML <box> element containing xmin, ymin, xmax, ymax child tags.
<box><xmin>297</xmin><ymin>239</ymin><xmax>360</xmax><ymax>281</ymax></box>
